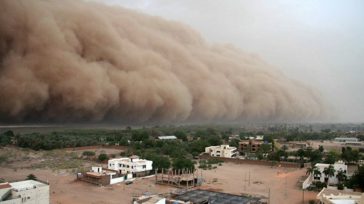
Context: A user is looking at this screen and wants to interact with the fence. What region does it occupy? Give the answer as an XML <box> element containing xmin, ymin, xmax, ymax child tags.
<box><xmin>199</xmin><ymin>154</ymin><xmax>310</xmax><ymax>168</ymax></box>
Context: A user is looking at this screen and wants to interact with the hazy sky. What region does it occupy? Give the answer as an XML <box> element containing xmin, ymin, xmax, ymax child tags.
<box><xmin>95</xmin><ymin>0</ymin><xmax>364</xmax><ymax>122</ymax></box>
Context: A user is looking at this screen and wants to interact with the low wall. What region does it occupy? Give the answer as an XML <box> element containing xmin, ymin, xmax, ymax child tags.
<box><xmin>302</xmin><ymin>174</ymin><xmax>313</xmax><ymax>189</ymax></box>
<box><xmin>63</xmin><ymin>145</ymin><xmax>128</xmax><ymax>151</ymax></box>
<box><xmin>199</xmin><ymin>154</ymin><xmax>308</xmax><ymax>168</ymax></box>
<box><xmin>110</xmin><ymin>176</ymin><xmax>124</xmax><ymax>184</ymax></box>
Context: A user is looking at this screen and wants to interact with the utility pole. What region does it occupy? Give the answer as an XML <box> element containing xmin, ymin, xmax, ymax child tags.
<box><xmin>248</xmin><ymin>170</ymin><xmax>251</xmax><ymax>186</ymax></box>
<box><xmin>302</xmin><ymin>189</ymin><xmax>305</xmax><ymax>204</ymax></box>
<box><xmin>285</xmin><ymin>173</ymin><xmax>287</xmax><ymax>198</ymax></box>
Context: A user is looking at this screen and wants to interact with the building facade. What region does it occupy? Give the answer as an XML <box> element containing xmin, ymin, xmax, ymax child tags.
<box><xmin>77</xmin><ymin>167</ymin><xmax>133</xmax><ymax>186</ymax></box>
<box><xmin>239</xmin><ymin>139</ymin><xmax>272</xmax><ymax>154</ymax></box>
<box><xmin>205</xmin><ymin>145</ymin><xmax>238</xmax><ymax>158</ymax></box>
<box><xmin>108</xmin><ymin>156</ymin><xmax>153</xmax><ymax>177</ymax></box>
<box><xmin>334</xmin><ymin>137</ymin><xmax>359</xmax><ymax>143</ymax></box>
<box><xmin>314</xmin><ymin>161</ymin><xmax>348</xmax><ymax>185</ymax></box>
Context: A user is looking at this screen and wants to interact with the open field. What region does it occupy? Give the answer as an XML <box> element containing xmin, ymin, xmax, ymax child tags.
<box><xmin>0</xmin><ymin>167</ymin><xmax>174</xmax><ymax>204</ymax></box>
<box><xmin>201</xmin><ymin>162</ymin><xmax>317</xmax><ymax>204</ymax></box>
<box><xmin>309</xmin><ymin>140</ymin><xmax>363</xmax><ymax>152</ymax></box>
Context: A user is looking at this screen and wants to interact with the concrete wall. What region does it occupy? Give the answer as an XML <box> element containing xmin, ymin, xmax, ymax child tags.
<box><xmin>302</xmin><ymin>174</ymin><xmax>313</xmax><ymax>189</ymax></box>
<box><xmin>110</xmin><ymin>176</ymin><xmax>124</xmax><ymax>185</ymax></box>
<box><xmin>199</xmin><ymin>154</ymin><xmax>306</xmax><ymax>168</ymax></box>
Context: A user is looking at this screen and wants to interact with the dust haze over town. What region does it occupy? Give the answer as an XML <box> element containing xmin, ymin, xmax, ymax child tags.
<box><xmin>0</xmin><ymin>0</ymin><xmax>362</xmax><ymax>125</ymax></box>
<box><xmin>1</xmin><ymin>1</ymin><xmax>364</xmax><ymax>204</ymax></box>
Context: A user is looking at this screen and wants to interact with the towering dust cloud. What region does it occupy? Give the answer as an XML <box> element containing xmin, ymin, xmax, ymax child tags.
<box><xmin>0</xmin><ymin>0</ymin><xmax>325</xmax><ymax>123</ymax></box>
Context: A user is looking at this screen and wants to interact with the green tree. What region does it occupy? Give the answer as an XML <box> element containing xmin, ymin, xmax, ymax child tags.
<box><xmin>296</xmin><ymin>149</ymin><xmax>305</xmax><ymax>160</ymax></box>
<box><xmin>0</xmin><ymin>130</ymin><xmax>14</xmax><ymax>146</ymax></box>
<box><xmin>347</xmin><ymin>165</ymin><xmax>364</xmax><ymax>190</ymax></box>
<box><xmin>145</xmin><ymin>154</ymin><xmax>170</xmax><ymax>171</ymax></box>
<box><xmin>131</xmin><ymin>130</ymin><xmax>149</xmax><ymax>142</ymax></box>
<box><xmin>98</xmin><ymin>153</ymin><xmax>109</xmax><ymax>162</ymax></box>
<box><xmin>26</xmin><ymin>174</ymin><xmax>37</xmax><ymax>180</ymax></box>
<box><xmin>324</xmin><ymin>151</ymin><xmax>339</xmax><ymax>164</ymax></box>
<box><xmin>336</xmin><ymin>170</ymin><xmax>347</xmax><ymax>184</ymax></box>
<box><xmin>260</xmin><ymin>143</ymin><xmax>272</xmax><ymax>154</ymax></box>
<box><xmin>172</xmin><ymin>157</ymin><xmax>195</xmax><ymax>171</ymax></box>
<box><xmin>313</xmin><ymin>169</ymin><xmax>321</xmax><ymax>179</ymax></box>
<box><xmin>174</xmin><ymin>131</ymin><xmax>187</xmax><ymax>141</ymax></box>
<box><xmin>323</xmin><ymin>165</ymin><xmax>335</xmax><ymax>184</ymax></box>
<box><xmin>306</xmin><ymin>166</ymin><xmax>317</xmax><ymax>176</ymax></box>
<box><xmin>341</xmin><ymin>147</ymin><xmax>360</xmax><ymax>163</ymax></box>
<box><xmin>319</xmin><ymin>145</ymin><xmax>324</xmax><ymax>153</ymax></box>
<box><xmin>229</xmin><ymin>139</ymin><xmax>240</xmax><ymax>148</ymax></box>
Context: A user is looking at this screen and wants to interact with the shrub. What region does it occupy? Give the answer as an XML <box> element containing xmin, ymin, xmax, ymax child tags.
<box><xmin>26</xmin><ymin>174</ymin><xmax>37</xmax><ymax>180</ymax></box>
<box><xmin>308</xmin><ymin>200</ymin><xmax>316</xmax><ymax>204</ymax></box>
<box><xmin>98</xmin><ymin>153</ymin><xmax>109</xmax><ymax>162</ymax></box>
<box><xmin>337</xmin><ymin>183</ymin><xmax>344</xmax><ymax>190</ymax></box>
<box><xmin>82</xmin><ymin>151</ymin><xmax>95</xmax><ymax>157</ymax></box>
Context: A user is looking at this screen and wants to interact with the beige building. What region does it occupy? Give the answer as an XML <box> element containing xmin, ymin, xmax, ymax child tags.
<box><xmin>205</xmin><ymin>145</ymin><xmax>238</xmax><ymax>158</ymax></box>
<box><xmin>317</xmin><ymin>188</ymin><xmax>364</xmax><ymax>204</ymax></box>
<box><xmin>239</xmin><ymin>139</ymin><xmax>272</xmax><ymax>153</ymax></box>
<box><xmin>0</xmin><ymin>180</ymin><xmax>49</xmax><ymax>204</ymax></box>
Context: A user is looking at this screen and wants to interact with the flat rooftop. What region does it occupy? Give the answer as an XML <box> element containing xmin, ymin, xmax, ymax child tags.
<box><xmin>10</xmin><ymin>180</ymin><xmax>48</xmax><ymax>192</ymax></box>
<box><xmin>175</xmin><ymin>190</ymin><xmax>260</xmax><ymax>204</ymax></box>
<box><xmin>158</xmin><ymin>136</ymin><xmax>177</xmax><ymax>139</ymax></box>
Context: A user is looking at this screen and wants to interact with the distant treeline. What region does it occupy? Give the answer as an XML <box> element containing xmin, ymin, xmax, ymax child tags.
<box><xmin>1</xmin><ymin>126</ymin><xmax>363</xmax><ymax>151</ymax></box>
<box><xmin>1</xmin><ymin>126</ymin><xmax>364</xmax><ymax>172</ymax></box>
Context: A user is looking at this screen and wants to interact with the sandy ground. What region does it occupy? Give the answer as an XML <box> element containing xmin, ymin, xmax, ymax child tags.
<box><xmin>1</xmin><ymin>147</ymin><xmax>318</xmax><ymax>204</ymax></box>
<box><xmin>0</xmin><ymin>164</ymin><xmax>317</xmax><ymax>204</ymax></box>
<box><xmin>200</xmin><ymin>163</ymin><xmax>317</xmax><ymax>204</ymax></box>
<box><xmin>0</xmin><ymin>167</ymin><xmax>174</xmax><ymax>204</ymax></box>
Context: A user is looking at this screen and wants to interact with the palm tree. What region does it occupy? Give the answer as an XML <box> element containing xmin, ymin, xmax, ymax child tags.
<box><xmin>336</xmin><ymin>170</ymin><xmax>347</xmax><ymax>184</ymax></box>
<box><xmin>306</xmin><ymin>166</ymin><xmax>314</xmax><ymax>176</ymax></box>
<box><xmin>323</xmin><ymin>165</ymin><xmax>335</xmax><ymax>185</ymax></box>
<box><xmin>313</xmin><ymin>169</ymin><xmax>322</xmax><ymax>180</ymax></box>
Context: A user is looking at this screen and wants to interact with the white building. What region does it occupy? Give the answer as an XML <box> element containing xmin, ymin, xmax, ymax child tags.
<box><xmin>317</xmin><ymin>188</ymin><xmax>364</xmax><ymax>204</ymax></box>
<box><xmin>81</xmin><ymin>167</ymin><xmax>132</xmax><ymax>185</ymax></box>
<box><xmin>0</xmin><ymin>180</ymin><xmax>49</xmax><ymax>204</ymax></box>
<box><xmin>334</xmin><ymin>137</ymin><xmax>359</xmax><ymax>143</ymax></box>
<box><xmin>108</xmin><ymin>156</ymin><xmax>153</xmax><ymax>177</ymax></box>
<box><xmin>314</xmin><ymin>161</ymin><xmax>348</xmax><ymax>185</ymax></box>
<box><xmin>205</xmin><ymin>145</ymin><xmax>238</xmax><ymax>158</ymax></box>
<box><xmin>158</xmin><ymin>136</ymin><xmax>177</xmax><ymax>140</ymax></box>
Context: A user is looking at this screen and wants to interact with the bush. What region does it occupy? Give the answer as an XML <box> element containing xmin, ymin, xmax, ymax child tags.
<box><xmin>98</xmin><ymin>153</ymin><xmax>109</xmax><ymax>162</ymax></box>
<box><xmin>26</xmin><ymin>174</ymin><xmax>37</xmax><ymax>180</ymax></box>
<box><xmin>82</xmin><ymin>151</ymin><xmax>95</xmax><ymax>157</ymax></box>
<box><xmin>0</xmin><ymin>155</ymin><xmax>7</xmax><ymax>164</ymax></box>
<box><xmin>337</xmin><ymin>183</ymin><xmax>344</xmax><ymax>190</ymax></box>
<box><xmin>312</xmin><ymin>181</ymin><xmax>327</xmax><ymax>190</ymax></box>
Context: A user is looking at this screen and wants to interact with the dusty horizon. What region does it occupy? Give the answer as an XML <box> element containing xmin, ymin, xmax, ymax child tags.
<box><xmin>0</xmin><ymin>0</ymin><xmax>327</xmax><ymax>123</ymax></box>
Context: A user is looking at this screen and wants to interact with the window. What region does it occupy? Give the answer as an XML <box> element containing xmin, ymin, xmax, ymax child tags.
<box><xmin>142</xmin><ymin>165</ymin><xmax>146</xmax><ymax>169</ymax></box>
<box><xmin>119</xmin><ymin>164</ymin><xmax>122</xmax><ymax>167</ymax></box>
